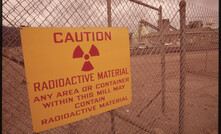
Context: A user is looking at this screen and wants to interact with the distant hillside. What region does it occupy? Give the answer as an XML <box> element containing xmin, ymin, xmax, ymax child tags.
<box><xmin>2</xmin><ymin>26</ymin><xmax>21</xmax><ymax>47</ymax></box>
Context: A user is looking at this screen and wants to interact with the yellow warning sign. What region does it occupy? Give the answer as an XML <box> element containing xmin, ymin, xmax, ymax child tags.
<box><xmin>20</xmin><ymin>27</ymin><xmax>132</xmax><ymax>132</ymax></box>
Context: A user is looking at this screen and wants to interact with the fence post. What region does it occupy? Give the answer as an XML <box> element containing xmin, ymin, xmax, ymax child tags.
<box><xmin>107</xmin><ymin>1</ymin><xmax>115</xmax><ymax>134</ymax></box>
<box><xmin>110</xmin><ymin>112</ymin><xmax>115</xmax><ymax>134</ymax></box>
<box><xmin>179</xmin><ymin>0</ymin><xmax>186</xmax><ymax>134</ymax></box>
<box><xmin>138</xmin><ymin>23</ymin><xmax>142</xmax><ymax>42</ymax></box>
<box><xmin>107</xmin><ymin>0</ymin><xmax>112</xmax><ymax>27</ymax></box>
<box><xmin>159</xmin><ymin>5</ymin><xmax>166</xmax><ymax>114</ymax></box>
<box><xmin>204</xmin><ymin>50</ymin><xmax>208</xmax><ymax>73</ymax></box>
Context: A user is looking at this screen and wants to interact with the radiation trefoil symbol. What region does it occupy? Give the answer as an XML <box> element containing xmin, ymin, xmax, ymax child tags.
<box><xmin>73</xmin><ymin>44</ymin><xmax>99</xmax><ymax>71</ymax></box>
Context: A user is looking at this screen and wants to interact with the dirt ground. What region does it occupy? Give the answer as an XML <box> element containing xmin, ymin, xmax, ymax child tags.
<box><xmin>113</xmin><ymin>50</ymin><xmax>218</xmax><ymax>134</ymax></box>
<box><xmin>2</xmin><ymin>48</ymin><xmax>218</xmax><ymax>134</ymax></box>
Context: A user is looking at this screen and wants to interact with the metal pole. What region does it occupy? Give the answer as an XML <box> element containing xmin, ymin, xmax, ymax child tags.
<box><xmin>138</xmin><ymin>23</ymin><xmax>142</xmax><ymax>42</ymax></box>
<box><xmin>179</xmin><ymin>0</ymin><xmax>186</xmax><ymax>134</ymax></box>
<box><xmin>107</xmin><ymin>0</ymin><xmax>112</xmax><ymax>27</ymax></box>
<box><xmin>110</xmin><ymin>112</ymin><xmax>115</xmax><ymax>134</ymax></box>
<box><xmin>159</xmin><ymin>5</ymin><xmax>166</xmax><ymax>114</ymax></box>
<box><xmin>204</xmin><ymin>49</ymin><xmax>208</xmax><ymax>73</ymax></box>
<box><xmin>107</xmin><ymin>1</ymin><xmax>115</xmax><ymax>134</ymax></box>
<box><xmin>129</xmin><ymin>0</ymin><xmax>160</xmax><ymax>11</ymax></box>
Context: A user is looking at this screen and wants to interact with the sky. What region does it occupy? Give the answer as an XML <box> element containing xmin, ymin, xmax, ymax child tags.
<box><xmin>2</xmin><ymin>0</ymin><xmax>219</xmax><ymax>29</ymax></box>
<box><xmin>185</xmin><ymin>0</ymin><xmax>219</xmax><ymax>11</ymax></box>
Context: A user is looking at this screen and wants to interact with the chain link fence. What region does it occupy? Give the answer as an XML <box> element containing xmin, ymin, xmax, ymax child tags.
<box><xmin>2</xmin><ymin>0</ymin><xmax>218</xmax><ymax>134</ymax></box>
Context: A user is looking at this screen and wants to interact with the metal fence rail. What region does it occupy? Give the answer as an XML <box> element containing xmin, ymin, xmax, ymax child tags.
<box><xmin>2</xmin><ymin>0</ymin><xmax>218</xmax><ymax>134</ymax></box>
